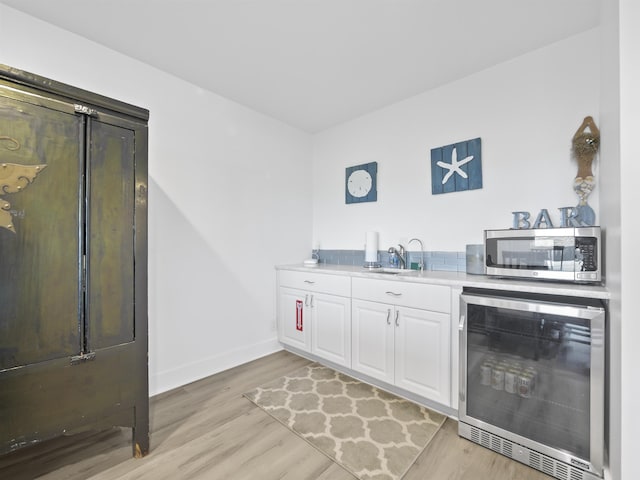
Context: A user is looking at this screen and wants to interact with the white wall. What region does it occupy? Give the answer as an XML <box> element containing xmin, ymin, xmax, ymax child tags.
<box><xmin>618</xmin><ymin>5</ymin><xmax>640</xmax><ymax>480</ymax></box>
<box><xmin>618</xmin><ymin>4</ymin><xmax>640</xmax><ymax>476</ymax></box>
<box><xmin>0</xmin><ymin>5</ymin><xmax>313</xmax><ymax>396</ymax></box>
<box><xmin>599</xmin><ymin>2</ymin><xmax>621</xmax><ymax>479</ymax></box>
<box><xmin>312</xmin><ymin>30</ymin><xmax>601</xmax><ymax>252</ymax></box>
<box><xmin>600</xmin><ymin>1</ymin><xmax>640</xmax><ymax>478</ymax></box>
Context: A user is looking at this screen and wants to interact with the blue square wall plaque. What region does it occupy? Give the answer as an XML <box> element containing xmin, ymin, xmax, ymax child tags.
<box><xmin>431</xmin><ymin>137</ymin><xmax>482</xmax><ymax>195</ymax></box>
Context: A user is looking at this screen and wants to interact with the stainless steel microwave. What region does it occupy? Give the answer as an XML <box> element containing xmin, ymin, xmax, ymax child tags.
<box><xmin>484</xmin><ymin>227</ymin><xmax>601</xmax><ymax>283</ymax></box>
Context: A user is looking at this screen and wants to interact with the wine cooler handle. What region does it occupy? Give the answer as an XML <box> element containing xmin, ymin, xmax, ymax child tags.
<box><xmin>459</xmin><ymin>315</ymin><xmax>466</xmax><ymax>403</ymax></box>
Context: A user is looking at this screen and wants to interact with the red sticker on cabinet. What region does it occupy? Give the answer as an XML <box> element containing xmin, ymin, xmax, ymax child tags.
<box><xmin>296</xmin><ymin>300</ymin><xmax>303</xmax><ymax>331</ymax></box>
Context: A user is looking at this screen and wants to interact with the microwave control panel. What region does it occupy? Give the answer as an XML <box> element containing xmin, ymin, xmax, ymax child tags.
<box><xmin>576</xmin><ymin>236</ymin><xmax>598</xmax><ymax>272</ymax></box>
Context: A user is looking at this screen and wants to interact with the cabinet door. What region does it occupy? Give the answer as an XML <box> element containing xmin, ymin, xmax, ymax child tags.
<box><xmin>0</xmin><ymin>89</ymin><xmax>82</xmax><ymax>370</ymax></box>
<box><xmin>311</xmin><ymin>293</ymin><xmax>351</xmax><ymax>368</ymax></box>
<box><xmin>278</xmin><ymin>287</ymin><xmax>311</xmax><ymax>352</ymax></box>
<box><xmin>351</xmin><ymin>299</ymin><xmax>394</xmax><ymax>384</ymax></box>
<box><xmin>395</xmin><ymin>306</ymin><xmax>451</xmax><ymax>405</ymax></box>
<box><xmin>86</xmin><ymin>116</ymin><xmax>138</xmax><ymax>350</ymax></box>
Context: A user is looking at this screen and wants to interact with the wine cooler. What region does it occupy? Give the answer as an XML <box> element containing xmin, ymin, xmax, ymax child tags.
<box><xmin>459</xmin><ymin>288</ymin><xmax>605</xmax><ymax>480</ymax></box>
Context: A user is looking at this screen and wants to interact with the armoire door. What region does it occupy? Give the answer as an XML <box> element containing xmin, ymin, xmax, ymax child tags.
<box><xmin>0</xmin><ymin>85</ymin><xmax>83</xmax><ymax>370</ymax></box>
<box><xmin>85</xmin><ymin>115</ymin><xmax>136</xmax><ymax>351</ymax></box>
<box><xmin>81</xmin><ymin>110</ymin><xmax>148</xmax><ymax>457</ymax></box>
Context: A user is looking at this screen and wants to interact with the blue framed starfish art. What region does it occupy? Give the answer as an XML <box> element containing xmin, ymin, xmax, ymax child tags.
<box><xmin>431</xmin><ymin>137</ymin><xmax>482</xmax><ymax>195</ymax></box>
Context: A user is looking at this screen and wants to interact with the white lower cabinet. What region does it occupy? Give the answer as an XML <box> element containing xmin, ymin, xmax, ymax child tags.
<box><xmin>352</xmin><ymin>299</ymin><xmax>395</xmax><ymax>383</ymax></box>
<box><xmin>352</xmin><ymin>278</ymin><xmax>451</xmax><ymax>406</ymax></box>
<box><xmin>394</xmin><ymin>305</ymin><xmax>450</xmax><ymax>403</ymax></box>
<box><xmin>279</xmin><ymin>287</ymin><xmax>312</xmax><ymax>352</ymax></box>
<box><xmin>277</xmin><ymin>271</ymin><xmax>351</xmax><ymax>368</ymax></box>
<box><xmin>310</xmin><ymin>293</ymin><xmax>351</xmax><ymax>367</ymax></box>
<box><xmin>278</xmin><ymin>269</ymin><xmax>452</xmax><ymax>407</ymax></box>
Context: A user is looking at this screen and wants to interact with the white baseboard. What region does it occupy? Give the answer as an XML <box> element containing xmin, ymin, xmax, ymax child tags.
<box><xmin>150</xmin><ymin>338</ymin><xmax>282</xmax><ymax>396</ymax></box>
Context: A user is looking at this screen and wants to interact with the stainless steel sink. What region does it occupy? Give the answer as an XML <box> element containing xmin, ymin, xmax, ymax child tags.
<box><xmin>366</xmin><ymin>268</ymin><xmax>419</xmax><ymax>275</ymax></box>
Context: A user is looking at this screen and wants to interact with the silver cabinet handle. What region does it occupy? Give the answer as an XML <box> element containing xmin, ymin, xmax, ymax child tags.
<box><xmin>386</xmin><ymin>308</ymin><xmax>391</xmax><ymax>325</ymax></box>
<box><xmin>385</xmin><ymin>291</ymin><xmax>402</xmax><ymax>297</ymax></box>
<box><xmin>395</xmin><ymin>310</ymin><xmax>399</xmax><ymax>327</ymax></box>
<box><xmin>304</xmin><ymin>294</ymin><xmax>309</xmax><ymax>307</ymax></box>
<box><xmin>304</xmin><ymin>280</ymin><xmax>315</xmax><ymax>284</ymax></box>
<box><xmin>309</xmin><ymin>294</ymin><xmax>314</xmax><ymax>308</ymax></box>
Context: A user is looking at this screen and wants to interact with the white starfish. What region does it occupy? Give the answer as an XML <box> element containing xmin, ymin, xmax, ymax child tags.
<box><xmin>436</xmin><ymin>147</ymin><xmax>474</xmax><ymax>184</ymax></box>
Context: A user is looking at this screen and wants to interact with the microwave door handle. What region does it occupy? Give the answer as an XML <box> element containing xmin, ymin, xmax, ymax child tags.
<box><xmin>555</xmin><ymin>245</ymin><xmax>564</xmax><ymax>271</ymax></box>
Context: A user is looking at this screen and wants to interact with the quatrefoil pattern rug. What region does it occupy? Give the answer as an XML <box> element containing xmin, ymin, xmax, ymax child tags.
<box><xmin>244</xmin><ymin>363</ymin><xmax>446</xmax><ymax>480</ymax></box>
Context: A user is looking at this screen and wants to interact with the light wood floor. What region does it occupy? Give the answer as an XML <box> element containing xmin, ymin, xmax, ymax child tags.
<box><xmin>0</xmin><ymin>350</ymin><xmax>551</xmax><ymax>480</ymax></box>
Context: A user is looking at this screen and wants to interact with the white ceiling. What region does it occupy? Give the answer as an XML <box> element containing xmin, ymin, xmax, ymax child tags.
<box><xmin>1</xmin><ymin>0</ymin><xmax>601</xmax><ymax>132</ymax></box>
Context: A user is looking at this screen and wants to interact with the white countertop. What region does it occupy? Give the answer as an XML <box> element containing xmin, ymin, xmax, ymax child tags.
<box><xmin>276</xmin><ymin>263</ymin><xmax>610</xmax><ymax>299</ymax></box>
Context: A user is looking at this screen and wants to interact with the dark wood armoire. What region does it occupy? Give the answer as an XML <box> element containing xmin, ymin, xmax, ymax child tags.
<box><xmin>0</xmin><ymin>65</ymin><xmax>149</xmax><ymax>457</ymax></box>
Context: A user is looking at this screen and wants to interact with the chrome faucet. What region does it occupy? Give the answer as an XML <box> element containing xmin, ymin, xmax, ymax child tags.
<box><xmin>408</xmin><ymin>238</ymin><xmax>425</xmax><ymax>271</ymax></box>
<box><xmin>388</xmin><ymin>244</ymin><xmax>407</xmax><ymax>269</ymax></box>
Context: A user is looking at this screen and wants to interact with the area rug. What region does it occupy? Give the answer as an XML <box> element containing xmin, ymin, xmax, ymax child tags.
<box><xmin>244</xmin><ymin>363</ymin><xmax>446</xmax><ymax>480</ymax></box>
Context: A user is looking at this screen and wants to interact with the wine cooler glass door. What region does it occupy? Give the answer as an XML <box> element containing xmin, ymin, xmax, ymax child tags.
<box><xmin>459</xmin><ymin>291</ymin><xmax>604</xmax><ymax>474</ymax></box>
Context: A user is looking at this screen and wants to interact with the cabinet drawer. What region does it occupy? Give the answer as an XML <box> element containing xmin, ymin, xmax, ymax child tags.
<box><xmin>352</xmin><ymin>277</ymin><xmax>450</xmax><ymax>313</ymax></box>
<box><xmin>278</xmin><ymin>270</ymin><xmax>351</xmax><ymax>297</ymax></box>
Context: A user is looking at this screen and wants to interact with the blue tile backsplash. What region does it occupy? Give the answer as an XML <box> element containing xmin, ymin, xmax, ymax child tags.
<box><xmin>313</xmin><ymin>249</ymin><xmax>467</xmax><ymax>272</ymax></box>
